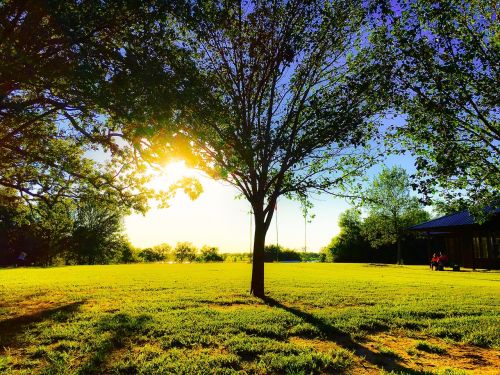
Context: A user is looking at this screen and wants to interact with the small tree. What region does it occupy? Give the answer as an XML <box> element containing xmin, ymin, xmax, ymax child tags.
<box><xmin>153</xmin><ymin>243</ymin><xmax>173</xmax><ymax>261</ymax></box>
<box><xmin>323</xmin><ymin>209</ymin><xmax>371</xmax><ymax>262</ymax></box>
<box><xmin>70</xmin><ymin>196</ymin><xmax>126</xmax><ymax>265</ymax></box>
<box><xmin>138</xmin><ymin>245</ymin><xmax>171</xmax><ymax>263</ymax></box>
<box><xmin>360</xmin><ymin>166</ymin><xmax>429</xmax><ymax>264</ymax></box>
<box><xmin>117</xmin><ymin>241</ymin><xmax>138</xmax><ymax>264</ymax></box>
<box><xmin>174</xmin><ymin>242</ymin><xmax>197</xmax><ymax>263</ymax></box>
<box><xmin>199</xmin><ymin>246</ymin><xmax>223</xmax><ymax>262</ymax></box>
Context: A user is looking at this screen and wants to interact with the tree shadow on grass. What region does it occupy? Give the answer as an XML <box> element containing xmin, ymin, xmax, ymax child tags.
<box><xmin>77</xmin><ymin>313</ymin><xmax>153</xmax><ymax>375</ymax></box>
<box><xmin>0</xmin><ymin>301</ymin><xmax>85</xmax><ymax>348</ymax></box>
<box><xmin>262</xmin><ymin>296</ymin><xmax>429</xmax><ymax>374</ymax></box>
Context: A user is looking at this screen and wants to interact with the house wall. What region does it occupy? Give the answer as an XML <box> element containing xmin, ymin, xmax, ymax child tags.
<box><xmin>444</xmin><ymin>235</ymin><xmax>467</xmax><ymax>266</ymax></box>
<box><xmin>441</xmin><ymin>228</ymin><xmax>499</xmax><ymax>269</ymax></box>
<box><xmin>471</xmin><ymin>227</ymin><xmax>500</xmax><ymax>269</ymax></box>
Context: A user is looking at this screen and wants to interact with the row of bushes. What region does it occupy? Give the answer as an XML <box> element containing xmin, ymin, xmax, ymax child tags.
<box><xmin>263</xmin><ymin>245</ymin><xmax>321</xmax><ymax>262</ymax></box>
<box><xmin>136</xmin><ymin>243</ymin><xmax>223</xmax><ymax>263</ymax></box>
<box><xmin>133</xmin><ymin>243</ymin><xmax>322</xmax><ymax>264</ymax></box>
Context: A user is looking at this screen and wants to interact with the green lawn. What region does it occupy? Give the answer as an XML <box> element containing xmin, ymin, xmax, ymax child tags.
<box><xmin>0</xmin><ymin>263</ymin><xmax>498</xmax><ymax>374</ymax></box>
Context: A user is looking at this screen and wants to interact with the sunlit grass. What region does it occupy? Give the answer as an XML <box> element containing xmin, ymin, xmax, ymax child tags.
<box><xmin>0</xmin><ymin>263</ymin><xmax>498</xmax><ymax>374</ymax></box>
<box><xmin>415</xmin><ymin>340</ymin><xmax>446</xmax><ymax>354</ymax></box>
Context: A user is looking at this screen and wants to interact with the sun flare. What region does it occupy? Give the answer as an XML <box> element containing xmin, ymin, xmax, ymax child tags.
<box><xmin>162</xmin><ymin>160</ymin><xmax>194</xmax><ymax>181</ymax></box>
<box><xmin>128</xmin><ymin>160</ymin><xmax>343</xmax><ymax>253</ymax></box>
<box><xmin>147</xmin><ymin>160</ymin><xmax>199</xmax><ymax>192</ymax></box>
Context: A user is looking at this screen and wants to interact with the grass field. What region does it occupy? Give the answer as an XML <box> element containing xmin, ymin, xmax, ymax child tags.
<box><xmin>0</xmin><ymin>263</ymin><xmax>499</xmax><ymax>374</ymax></box>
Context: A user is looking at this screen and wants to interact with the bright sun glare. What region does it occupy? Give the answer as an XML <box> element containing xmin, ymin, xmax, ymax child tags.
<box><xmin>127</xmin><ymin>159</ymin><xmax>342</xmax><ymax>252</ymax></box>
<box><xmin>162</xmin><ymin>160</ymin><xmax>193</xmax><ymax>181</ymax></box>
<box><xmin>147</xmin><ymin>160</ymin><xmax>199</xmax><ymax>192</ymax></box>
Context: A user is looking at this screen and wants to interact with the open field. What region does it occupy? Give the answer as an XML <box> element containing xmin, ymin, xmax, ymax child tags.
<box><xmin>0</xmin><ymin>263</ymin><xmax>499</xmax><ymax>374</ymax></box>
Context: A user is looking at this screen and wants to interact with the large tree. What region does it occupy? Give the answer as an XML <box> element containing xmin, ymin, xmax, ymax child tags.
<box><xmin>360</xmin><ymin>166</ymin><xmax>430</xmax><ymax>264</ymax></box>
<box><xmin>0</xmin><ymin>0</ymin><xmax>197</xmax><ymax>209</ymax></box>
<box><xmin>372</xmin><ymin>0</ymin><xmax>499</xmax><ymax>212</ymax></box>
<box><xmin>138</xmin><ymin>0</ymin><xmax>390</xmax><ymax>296</ymax></box>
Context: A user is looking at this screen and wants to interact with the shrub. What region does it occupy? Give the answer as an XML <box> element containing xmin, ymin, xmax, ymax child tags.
<box><xmin>264</xmin><ymin>245</ymin><xmax>301</xmax><ymax>262</ymax></box>
<box><xmin>300</xmin><ymin>252</ymin><xmax>321</xmax><ymax>262</ymax></box>
<box><xmin>198</xmin><ymin>246</ymin><xmax>223</xmax><ymax>262</ymax></box>
<box><xmin>138</xmin><ymin>246</ymin><xmax>168</xmax><ymax>262</ymax></box>
<box><xmin>174</xmin><ymin>242</ymin><xmax>197</xmax><ymax>262</ymax></box>
<box><xmin>222</xmin><ymin>253</ymin><xmax>251</xmax><ymax>262</ymax></box>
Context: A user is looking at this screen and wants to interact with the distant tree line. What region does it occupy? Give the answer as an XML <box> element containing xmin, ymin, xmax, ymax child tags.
<box><xmin>135</xmin><ymin>243</ymin><xmax>321</xmax><ymax>264</ymax></box>
<box><xmin>0</xmin><ymin>186</ymin><xmax>323</xmax><ymax>266</ymax></box>
<box><xmin>136</xmin><ymin>242</ymin><xmax>224</xmax><ymax>263</ymax></box>
<box><xmin>320</xmin><ymin>208</ymin><xmax>429</xmax><ymax>264</ymax></box>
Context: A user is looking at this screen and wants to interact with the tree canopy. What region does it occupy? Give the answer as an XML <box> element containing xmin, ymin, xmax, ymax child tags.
<box><xmin>137</xmin><ymin>0</ymin><xmax>390</xmax><ymax>296</ymax></box>
<box><xmin>0</xmin><ymin>0</ymin><xmax>200</xmax><ymax>210</ymax></box>
<box><xmin>373</xmin><ymin>0</ymin><xmax>500</xmax><ymax>211</ymax></box>
<box><xmin>321</xmin><ymin>209</ymin><xmax>371</xmax><ymax>263</ymax></box>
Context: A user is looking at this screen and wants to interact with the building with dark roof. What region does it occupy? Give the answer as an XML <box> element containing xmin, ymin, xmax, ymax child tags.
<box><xmin>409</xmin><ymin>207</ymin><xmax>500</xmax><ymax>269</ymax></box>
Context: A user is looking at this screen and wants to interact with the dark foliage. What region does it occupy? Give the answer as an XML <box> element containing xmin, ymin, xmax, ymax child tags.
<box><xmin>0</xmin><ymin>189</ymin><xmax>131</xmax><ymax>266</ymax></box>
<box><xmin>264</xmin><ymin>245</ymin><xmax>302</xmax><ymax>262</ymax></box>
<box><xmin>371</xmin><ymin>0</ymin><xmax>499</xmax><ymax>213</ymax></box>
<box><xmin>321</xmin><ymin>206</ymin><xmax>429</xmax><ymax>265</ymax></box>
<box><xmin>198</xmin><ymin>246</ymin><xmax>224</xmax><ymax>262</ymax></box>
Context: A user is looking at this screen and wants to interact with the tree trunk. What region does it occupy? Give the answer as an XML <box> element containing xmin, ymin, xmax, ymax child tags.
<box><xmin>396</xmin><ymin>238</ymin><xmax>402</xmax><ymax>265</ymax></box>
<box><xmin>250</xmin><ymin>212</ymin><xmax>267</xmax><ymax>298</ymax></box>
